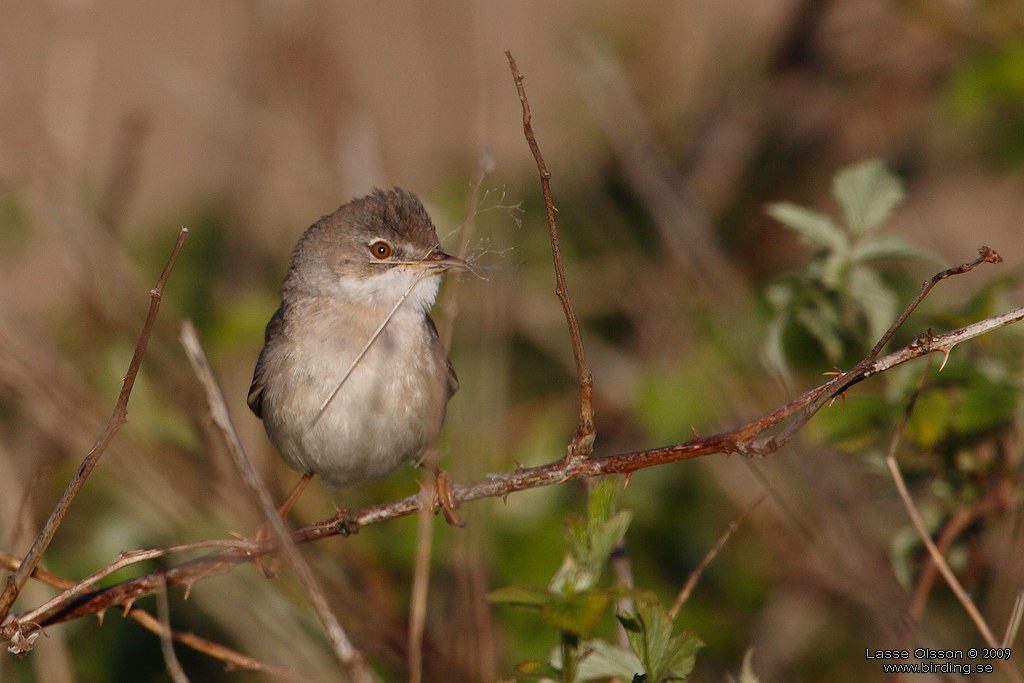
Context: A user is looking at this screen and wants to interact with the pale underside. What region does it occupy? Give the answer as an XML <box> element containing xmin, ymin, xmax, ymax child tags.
<box><xmin>256</xmin><ymin>266</ymin><xmax>449</xmax><ymax>487</ymax></box>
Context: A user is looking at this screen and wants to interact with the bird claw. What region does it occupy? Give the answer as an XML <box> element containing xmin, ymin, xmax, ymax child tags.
<box><xmin>432</xmin><ymin>469</ymin><xmax>464</xmax><ymax>527</ymax></box>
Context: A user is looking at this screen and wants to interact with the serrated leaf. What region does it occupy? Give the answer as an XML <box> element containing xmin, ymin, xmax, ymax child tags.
<box><xmin>618</xmin><ymin>603</ymin><xmax>704</xmax><ymax>682</ymax></box>
<box><xmin>766</xmin><ymin>203</ymin><xmax>847</xmax><ymax>252</ymax></box>
<box><xmin>847</xmin><ymin>265</ymin><xmax>897</xmax><ymax>344</ymax></box>
<box><xmin>543</xmin><ymin>588</ymin><xmax>613</xmax><ymax>637</ymax></box>
<box><xmin>850</xmin><ymin>234</ymin><xmax>939</xmax><ymax>265</ymax></box>
<box><xmin>577</xmin><ymin>639</ymin><xmax>644</xmax><ymax>681</ymax></box>
<box><xmin>488</xmin><ymin>584</ymin><xmax>554</xmax><ymax>608</ymax></box>
<box><xmin>831</xmin><ymin>159</ymin><xmax>905</xmax><ymax>235</ymax></box>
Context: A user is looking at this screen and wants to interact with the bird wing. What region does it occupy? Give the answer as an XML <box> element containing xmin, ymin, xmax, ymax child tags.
<box><xmin>247</xmin><ymin>305</ymin><xmax>285</xmax><ymax>419</ymax></box>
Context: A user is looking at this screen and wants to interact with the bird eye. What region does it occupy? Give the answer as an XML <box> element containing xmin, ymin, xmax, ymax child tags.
<box><xmin>369</xmin><ymin>241</ymin><xmax>393</xmax><ymax>260</ymax></box>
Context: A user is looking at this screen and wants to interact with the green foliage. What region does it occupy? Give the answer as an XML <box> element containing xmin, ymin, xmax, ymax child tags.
<box><xmin>490</xmin><ymin>478</ymin><xmax>704</xmax><ymax>682</ymax></box>
<box><xmin>947</xmin><ymin>41</ymin><xmax>1024</xmax><ymax>167</ymax></box>
<box><xmin>762</xmin><ymin>160</ymin><xmax>937</xmax><ymax>383</ymax></box>
<box><xmin>617</xmin><ymin>602</ymin><xmax>702</xmax><ymax>682</ymax></box>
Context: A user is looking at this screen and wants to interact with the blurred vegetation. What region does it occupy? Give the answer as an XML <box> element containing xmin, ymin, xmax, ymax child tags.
<box><xmin>1</xmin><ymin>1</ymin><xmax>1023</xmax><ymax>682</ymax></box>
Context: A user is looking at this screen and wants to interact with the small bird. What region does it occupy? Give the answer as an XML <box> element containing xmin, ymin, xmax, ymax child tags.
<box><xmin>248</xmin><ymin>188</ymin><xmax>465</xmax><ymax>521</ymax></box>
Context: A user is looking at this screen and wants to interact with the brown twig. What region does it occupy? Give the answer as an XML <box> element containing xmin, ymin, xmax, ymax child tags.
<box><xmin>668</xmin><ymin>494</ymin><xmax>766</xmax><ymax>620</ymax></box>
<box><xmin>179</xmin><ymin>321</ymin><xmax>378</xmax><ymax>683</ymax></box>
<box><xmin>506</xmin><ymin>51</ymin><xmax>595</xmax><ymax>459</ymax></box>
<box><xmin>884</xmin><ymin>357</ymin><xmax>1023</xmax><ymax>683</ymax></box>
<box><xmin>0</xmin><ymin>551</ymin><xmax>317</xmax><ymax>683</ymax></box>
<box><xmin>9</xmin><ymin>259</ymin><xmax>1023</xmax><ymax>643</ymax></box>
<box><xmin>408</xmin><ymin>481</ymin><xmax>435</xmax><ymax>683</ymax></box>
<box><xmin>0</xmin><ymin>227</ymin><xmax>188</xmax><ymax>621</ymax></box>
<box><xmin>156</xmin><ymin>574</ymin><xmax>191</xmax><ymax>683</ymax></box>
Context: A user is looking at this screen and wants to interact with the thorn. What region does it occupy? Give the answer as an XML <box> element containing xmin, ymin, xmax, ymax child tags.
<box><xmin>690</xmin><ymin>425</ymin><xmax>701</xmax><ymax>439</ymax></box>
<box><xmin>332</xmin><ymin>502</ymin><xmax>343</xmax><ymax>515</ymax></box>
<box><xmin>823</xmin><ymin>367</ymin><xmax>843</xmax><ymax>377</ymax></box>
<box><xmin>121</xmin><ymin>598</ymin><xmax>135</xmax><ymax>617</ymax></box>
<box><xmin>501</xmin><ymin>494</ymin><xmax>508</xmax><ymax>505</ymax></box>
<box><xmin>96</xmin><ymin>609</ymin><xmax>106</xmax><ymax>626</ymax></box>
<box><xmin>181</xmin><ymin>578</ymin><xmax>196</xmax><ymax>600</ymax></box>
<box><xmin>623</xmin><ymin>472</ymin><xmax>632</xmax><ymax>489</ymax></box>
<box><xmin>228</xmin><ymin>530</ymin><xmax>246</xmax><ymax>541</ymax></box>
<box><xmin>514</xmin><ymin>460</ymin><xmax>524</xmax><ymax>469</ymax></box>
<box><xmin>939</xmin><ymin>348</ymin><xmax>951</xmax><ymax>371</ymax></box>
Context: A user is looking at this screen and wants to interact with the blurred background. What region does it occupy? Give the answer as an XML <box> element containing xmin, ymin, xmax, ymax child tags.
<box><xmin>1</xmin><ymin>0</ymin><xmax>1024</xmax><ymax>681</ymax></box>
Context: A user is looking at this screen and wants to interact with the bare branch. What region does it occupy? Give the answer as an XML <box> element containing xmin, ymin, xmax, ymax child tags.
<box><xmin>0</xmin><ymin>550</ymin><xmax>317</xmax><ymax>683</ymax></box>
<box><xmin>0</xmin><ymin>227</ymin><xmax>188</xmax><ymax>621</ymax></box>
<box><xmin>156</xmin><ymin>575</ymin><xmax>191</xmax><ymax>683</ymax></box>
<box><xmin>506</xmin><ymin>51</ymin><xmax>595</xmax><ymax>459</ymax></box>
<box><xmin>8</xmin><ymin>255</ymin><xmax>1024</xmax><ymax>652</ymax></box>
<box><xmin>668</xmin><ymin>494</ymin><xmax>766</xmax><ymax>620</ymax></box>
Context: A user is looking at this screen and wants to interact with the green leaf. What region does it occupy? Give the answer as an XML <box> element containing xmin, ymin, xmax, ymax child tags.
<box><xmin>766</xmin><ymin>203</ymin><xmax>847</xmax><ymax>252</ymax></box>
<box><xmin>577</xmin><ymin>639</ymin><xmax>644</xmax><ymax>681</ymax></box>
<box><xmin>543</xmin><ymin>589</ymin><xmax>613</xmax><ymax>637</ymax></box>
<box><xmin>618</xmin><ymin>603</ymin><xmax>703</xmax><ymax>682</ymax></box>
<box><xmin>488</xmin><ymin>584</ymin><xmax>555</xmax><ymax>608</ymax></box>
<box><xmin>587</xmin><ymin>478</ymin><xmax>618</xmax><ymax>529</ymax></box>
<box><xmin>850</xmin><ymin>234</ymin><xmax>939</xmax><ymax>265</ymax></box>
<box><xmin>831</xmin><ymin>159</ymin><xmax>905</xmax><ymax>235</ymax></box>
<box><xmin>846</xmin><ymin>265</ymin><xmax>897</xmax><ymax>344</ymax></box>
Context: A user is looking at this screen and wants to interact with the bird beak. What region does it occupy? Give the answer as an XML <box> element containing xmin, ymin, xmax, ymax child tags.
<box><xmin>420</xmin><ymin>249</ymin><xmax>469</xmax><ymax>273</ymax></box>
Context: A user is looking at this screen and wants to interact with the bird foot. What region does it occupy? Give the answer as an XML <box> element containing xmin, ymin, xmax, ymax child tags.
<box><xmin>251</xmin><ymin>473</ymin><xmax>312</xmax><ymax>578</ymax></box>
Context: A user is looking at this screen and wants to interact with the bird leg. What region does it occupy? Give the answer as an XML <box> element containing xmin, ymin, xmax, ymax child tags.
<box><xmin>419</xmin><ymin>460</ymin><xmax>464</xmax><ymax>527</ymax></box>
<box><xmin>252</xmin><ymin>473</ymin><xmax>313</xmax><ymax>578</ymax></box>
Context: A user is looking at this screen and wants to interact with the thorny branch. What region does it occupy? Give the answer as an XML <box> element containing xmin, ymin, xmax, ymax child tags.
<box><xmin>0</xmin><ymin>227</ymin><xmax>188</xmax><ymax>622</ymax></box>
<box><xmin>6</xmin><ymin>249</ymin><xmax>1022</xmax><ymax>641</ymax></box>
<box><xmin>0</xmin><ymin>550</ymin><xmax>316</xmax><ymax>683</ymax></box>
<box><xmin>506</xmin><ymin>51</ymin><xmax>596</xmax><ymax>459</ymax></box>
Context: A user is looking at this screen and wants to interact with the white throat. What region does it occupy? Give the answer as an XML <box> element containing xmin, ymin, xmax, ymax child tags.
<box><xmin>334</xmin><ymin>266</ymin><xmax>441</xmax><ymax>313</ymax></box>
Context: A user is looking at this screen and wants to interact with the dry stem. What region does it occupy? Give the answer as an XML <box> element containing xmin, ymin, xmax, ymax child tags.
<box><xmin>0</xmin><ymin>550</ymin><xmax>317</xmax><ymax>683</ymax></box>
<box><xmin>506</xmin><ymin>51</ymin><xmax>595</xmax><ymax>458</ymax></box>
<box><xmin>885</xmin><ymin>357</ymin><xmax>1023</xmax><ymax>683</ymax></box>
<box><xmin>0</xmin><ymin>227</ymin><xmax>188</xmax><ymax>621</ymax></box>
<box><xmin>668</xmin><ymin>494</ymin><xmax>766</xmax><ymax>620</ymax></box>
<box><xmin>180</xmin><ymin>321</ymin><xmax>378</xmax><ymax>683</ymax></box>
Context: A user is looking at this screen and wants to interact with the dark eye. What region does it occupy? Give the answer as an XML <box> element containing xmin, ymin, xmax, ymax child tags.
<box><xmin>369</xmin><ymin>241</ymin><xmax>393</xmax><ymax>259</ymax></box>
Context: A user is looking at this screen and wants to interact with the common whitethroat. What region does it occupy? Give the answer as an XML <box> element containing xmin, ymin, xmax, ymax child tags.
<box><xmin>248</xmin><ymin>189</ymin><xmax>466</xmax><ymax>520</ymax></box>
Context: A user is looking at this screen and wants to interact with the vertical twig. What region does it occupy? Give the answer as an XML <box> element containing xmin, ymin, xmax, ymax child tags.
<box><xmin>668</xmin><ymin>494</ymin><xmax>766</xmax><ymax>620</ymax></box>
<box><xmin>408</xmin><ymin>482</ymin><xmax>435</xmax><ymax>683</ymax></box>
<box><xmin>506</xmin><ymin>51</ymin><xmax>595</xmax><ymax>459</ymax></box>
<box><xmin>0</xmin><ymin>227</ymin><xmax>188</xmax><ymax>621</ymax></box>
<box><xmin>885</xmin><ymin>356</ymin><xmax>1023</xmax><ymax>683</ymax></box>
<box><xmin>156</xmin><ymin>574</ymin><xmax>191</xmax><ymax>683</ymax></box>
<box><xmin>180</xmin><ymin>321</ymin><xmax>379</xmax><ymax>683</ymax></box>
